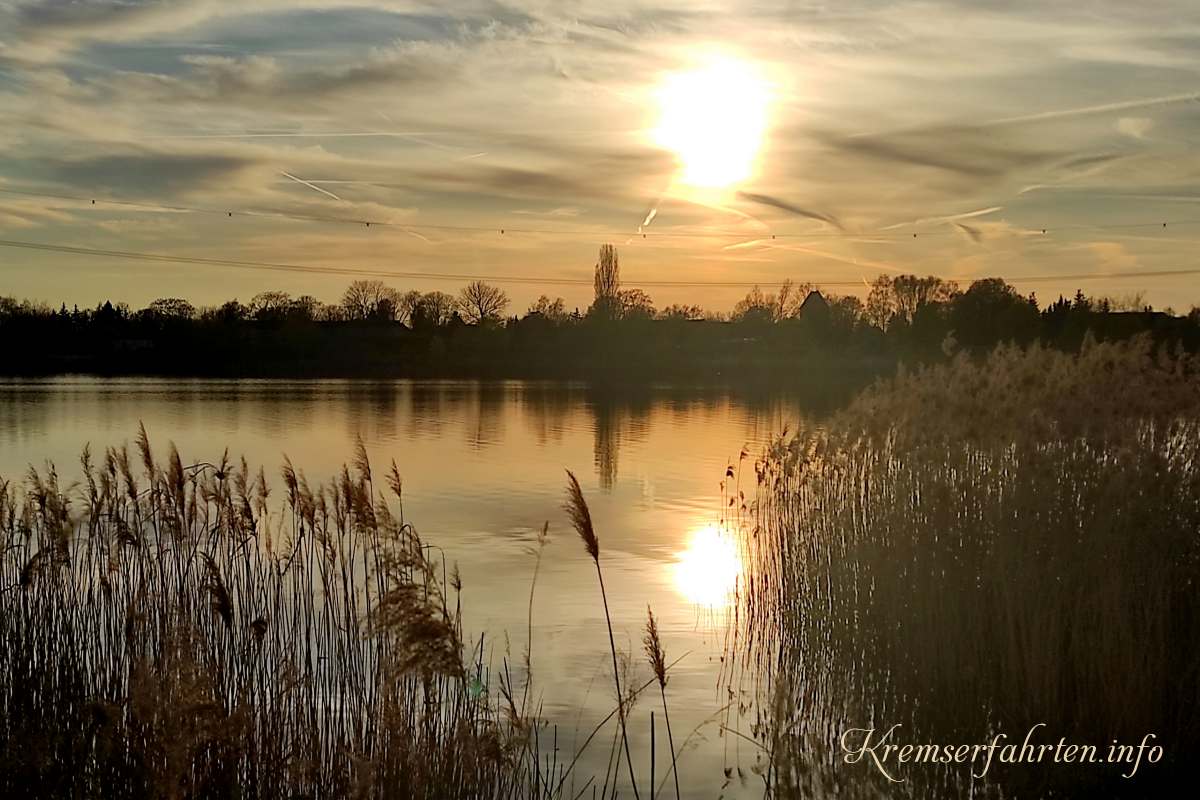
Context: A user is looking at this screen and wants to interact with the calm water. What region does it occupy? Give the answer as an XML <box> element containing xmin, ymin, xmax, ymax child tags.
<box><xmin>0</xmin><ymin>377</ymin><xmax>806</xmax><ymax>797</ymax></box>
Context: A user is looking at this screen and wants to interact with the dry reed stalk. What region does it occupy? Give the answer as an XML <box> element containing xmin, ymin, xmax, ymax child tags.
<box><xmin>563</xmin><ymin>469</ymin><xmax>640</xmax><ymax>800</ymax></box>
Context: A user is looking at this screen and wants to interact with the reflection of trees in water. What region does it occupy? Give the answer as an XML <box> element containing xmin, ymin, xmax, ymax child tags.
<box><xmin>406</xmin><ymin>383</ymin><xmax>448</xmax><ymax>437</ymax></box>
<box><xmin>593</xmin><ymin>403</ymin><xmax>619</xmax><ymax>490</ymax></box>
<box><xmin>345</xmin><ymin>381</ymin><xmax>401</xmax><ymax>442</ymax></box>
<box><xmin>0</xmin><ymin>382</ymin><xmax>52</xmax><ymax>449</ymax></box>
<box><xmin>518</xmin><ymin>383</ymin><xmax>580</xmax><ymax>447</ymax></box>
<box><xmin>467</xmin><ymin>382</ymin><xmax>506</xmax><ymax>450</ymax></box>
<box><xmin>587</xmin><ymin>384</ymin><xmax>809</xmax><ymax>490</ymax></box>
<box><xmin>395</xmin><ymin>382</ymin><xmax>507</xmax><ymax>449</ymax></box>
<box><xmin>589</xmin><ymin>389</ymin><xmax>654</xmax><ymax>491</ymax></box>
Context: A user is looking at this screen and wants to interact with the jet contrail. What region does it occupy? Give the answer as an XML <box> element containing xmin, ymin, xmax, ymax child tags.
<box><xmin>879</xmin><ymin>206</ymin><xmax>1003</xmax><ymax>230</ymax></box>
<box><xmin>279</xmin><ymin>171</ymin><xmax>342</xmax><ymax>201</ymax></box>
<box><xmin>988</xmin><ymin>92</ymin><xmax>1200</xmax><ymax>125</ymax></box>
<box><xmin>148</xmin><ymin>131</ymin><xmax>444</xmax><ymax>139</ymax></box>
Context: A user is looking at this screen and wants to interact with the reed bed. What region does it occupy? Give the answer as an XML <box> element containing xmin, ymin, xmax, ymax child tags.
<box><xmin>0</xmin><ymin>428</ymin><xmax>543</xmax><ymax>799</ymax></box>
<box><xmin>733</xmin><ymin>338</ymin><xmax>1200</xmax><ymax>798</ymax></box>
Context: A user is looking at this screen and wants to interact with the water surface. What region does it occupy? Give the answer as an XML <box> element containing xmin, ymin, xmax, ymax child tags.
<box><xmin>0</xmin><ymin>377</ymin><xmax>807</xmax><ymax>797</ymax></box>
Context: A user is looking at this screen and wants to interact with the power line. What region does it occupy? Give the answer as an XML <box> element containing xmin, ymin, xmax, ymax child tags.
<box><xmin>3</xmin><ymin>236</ymin><xmax>1200</xmax><ymax>289</ymax></box>
<box><xmin>6</xmin><ymin>185</ymin><xmax>1200</xmax><ymax>244</ymax></box>
<box><xmin>5</xmin><ymin>185</ymin><xmax>1200</xmax><ymax>242</ymax></box>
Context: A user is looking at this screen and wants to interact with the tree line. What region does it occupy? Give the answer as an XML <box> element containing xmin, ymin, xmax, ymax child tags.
<box><xmin>2</xmin><ymin>245</ymin><xmax>1198</xmax><ymax>382</ymax></box>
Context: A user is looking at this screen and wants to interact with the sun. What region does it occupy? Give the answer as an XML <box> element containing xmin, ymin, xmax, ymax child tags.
<box><xmin>672</xmin><ymin>524</ymin><xmax>742</xmax><ymax>608</ymax></box>
<box><xmin>653</xmin><ymin>56</ymin><xmax>772</xmax><ymax>191</ymax></box>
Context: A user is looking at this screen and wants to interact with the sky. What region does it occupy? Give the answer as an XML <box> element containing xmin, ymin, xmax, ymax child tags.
<box><xmin>1</xmin><ymin>0</ymin><xmax>1200</xmax><ymax>313</ymax></box>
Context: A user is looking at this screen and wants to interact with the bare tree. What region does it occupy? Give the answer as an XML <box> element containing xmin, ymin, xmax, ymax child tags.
<box><xmin>732</xmin><ymin>286</ymin><xmax>775</xmax><ymax>324</ymax></box>
<box><xmin>397</xmin><ymin>290</ymin><xmax>423</xmax><ymax>325</ymax></box>
<box><xmin>145</xmin><ymin>298</ymin><xmax>195</xmax><ymax>320</ymax></box>
<box><xmin>528</xmin><ymin>295</ymin><xmax>568</xmax><ymax>323</ymax></box>
<box><xmin>775</xmin><ymin>279</ymin><xmax>815</xmax><ymax>321</ymax></box>
<box><xmin>249</xmin><ymin>291</ymin><xmax>293</xmax><ymax>322</ymax></box>
<box><xmin>411</xmin><ymin>291</ymin><xmax>458</xmax><ymax>328</ymax></box>
<box><xmin>457</xmin><ymin>281</ymin><xmax>509</xmax><ymax>324</ymax></box>
<box><xmin>341</xmin><ymin>280</ymin><xmax>403</xmax><ymax>321</ymax></box>
<box><xmin>865</xmin><ymin>275</ymin><xmax>959</xmax><ymax>329</ymax></box>
<box><xmin>618</xmin><ymin>288</ymin><xmax>656</xmax><ymax>320</ymax></box>
<box><xmin>590</xmin><ymin>244</ymin><xmax>621</xmax><ymax>320</ymax></box>
<box><xmin>658</xmin><ymin>303</ymin><xmax>705</xmax><ymax>321</ymax></box>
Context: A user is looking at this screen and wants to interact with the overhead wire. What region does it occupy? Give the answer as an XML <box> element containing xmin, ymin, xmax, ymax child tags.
<box><xmin>3</xmin><ymin>183</ymin><xmax>1200</xmax><ymax>289</ymax></box>
<box><xmin>3</xmin><ymin>237</ymin><xmax>1199</xmax><ymax>289</ymax></box>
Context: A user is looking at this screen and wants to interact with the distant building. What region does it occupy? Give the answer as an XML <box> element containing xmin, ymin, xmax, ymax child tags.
<box><xmin>798</xmin><ymin>290</ymin><xmax>830</xmax><ymax>321</ymax></box>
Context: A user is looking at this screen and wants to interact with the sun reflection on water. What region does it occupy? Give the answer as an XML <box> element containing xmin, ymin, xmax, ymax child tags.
<box><xmin>672</xmin><ymin>524</ymin><xmax>742</xmax><ymax>608</ymax></box>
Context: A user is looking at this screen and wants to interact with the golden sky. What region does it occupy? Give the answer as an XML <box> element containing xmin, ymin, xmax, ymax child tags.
<box><xmin>2</xmin><ymin>0</ymin><xmax>1199</xmax><ymax>312</ymax></box>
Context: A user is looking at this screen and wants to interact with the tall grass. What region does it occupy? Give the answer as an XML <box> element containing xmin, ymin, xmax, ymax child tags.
<box><xmin>0</xmin><ymin>429</ymin><xmax>542</xmax><ymax>798</ymax></box>
<box><xmin>734</xmin><ymin>338</ymin><xmax>1200</xmax><ymax>797</ymax></box>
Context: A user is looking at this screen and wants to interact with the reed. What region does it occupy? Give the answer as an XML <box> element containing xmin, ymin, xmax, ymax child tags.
<box><xmin>562</xmin><ymin>470</ymin><xmax>640</xmax><ymax>800</ymax></box>
<box><xmin>733</xmin><ymin>337</ymin><xmax>1200</xmax><ymax>798</ymax></box>
<box><xmin>0</xmin><ymin>434</ymin><xmax>551</xmax><ymax>799</ymax></box>
<box><xmin>643</xmin><ymin>606</ymin><xmax>680</xmax><ymax>800</ymax></box>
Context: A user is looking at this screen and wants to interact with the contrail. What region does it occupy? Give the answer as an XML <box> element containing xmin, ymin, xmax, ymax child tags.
<box><xmin>148</xmin><ymin>131</ymin><xmax>444</xmax><ymax>139</ymax></box>
<box><xmin>988</xmin><ymin>92</ymin><xmax>1200</xmax><ymax>126</ymax></box>
<box><xmin>879</xmin><ymin>206</ymin><xmax>1003</xmax><ymax>230</ymax></box>
<box><xmin>737</xmin><ymin>192</ymin><xmax>843</xmax><ymax>229</ymax></box>
<box><xmin>850</xmin><ymin>92</ymin><xmax>1200</xmax><ymax>140</ymax></box>
<box><xmin>279</xmin><ymin>172</ymin><xmax>342</xmax><ymax>201</ymax></box>
<box><xmin>402</xmin><ymin>229</ymin><xmax>435</xmax><ymax>244</ymax></box>
<box><xmin>758</xmin><ymin>240</ymin><xmax>909</xmax><ymax>275</ymax></box>
<box><xmin>955</xmin><ymin>222</ymin><xmax>984</xmax><ymax>243</ymax></box>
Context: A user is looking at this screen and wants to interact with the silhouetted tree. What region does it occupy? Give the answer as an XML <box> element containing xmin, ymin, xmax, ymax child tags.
<box><xmin>410</xmin><ymin>291</ymin><xmax>458</xmax><ymax>329</ymax></box>
<box><xmin>590</xmin><ymin>244</ymin><xmax>622</xmax><ymax>320</ymax></box>
<box><xmin>951</xmin><ymin>278</ymin><xmax>1039</xmax><ymax>349</ymax></box>
<box><xmin>658</xmin><ymin>304</ymin><xmax>705</xmax><ymax>321</ymax></box>
<box><xmin>732</xmin><ymin>286</ymin><xmax>776</xmax><ymax>325</ymax></box>
<box><xmin>618</xmin><ymin>288</ymin><xmax>656</xmax><ymax>321</ymax></box>
<box><xmin>249</xmin><ymin>291</ymin><xmax>295</xmax><ymax>323</ymax></box>
<box><xmin>145</xmin><ymin>298</ymin><xmax>195</xmax><ymax>320</ymax></box>
<box><xmin>457</xmin><ymin>281</ymin><xmax>509</xmax><ymax>324</ymax></box>
<box><xmin>776</xmin><ymin>280</ymin><xmax>815</xmax><ymax>321</ymax></box>
<box><xmin>527</xmin><ymin>295</ymin><xmax>569</xmax><ymax>323</ymax></box>
<box><xmin>341</xmin><ymin>280</ymin><xmax>402</xmax><ymax>321</ymax></box>
<box><xmin>865</xmin><ymin>274</ymin><xmax>960</xmax><ymax>330</ymax></box>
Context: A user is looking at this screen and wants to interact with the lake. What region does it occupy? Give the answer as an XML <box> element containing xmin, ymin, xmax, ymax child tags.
<box><xmin>0</xmin><ymin>376</ymin><xmax>812</xmax><ymax>797</ymax></box>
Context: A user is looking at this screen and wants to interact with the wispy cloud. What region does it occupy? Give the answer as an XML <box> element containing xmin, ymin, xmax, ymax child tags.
<box><xmin>736</xmin><ymin>192</ymin><xmax>842</xmax><ymax>229</ymax></box>
<box><xmin>2</xmin><ymin>0</ymin><xmax>1199</xmax><ymax>310</ymax></box>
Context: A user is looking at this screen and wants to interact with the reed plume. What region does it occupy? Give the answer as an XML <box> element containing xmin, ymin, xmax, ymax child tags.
<box><xmin>563</xmin><ymin>469</ymin><xmax>639</xmax><ymax>800</ymax></box>
<box><xmin>644</xmin><ymin>606</ymin><xmax>680</xmax><ymax>800</ymax></box>
<box><xmin>0</xmin><ymin>432</ymin><xmax>552</xmax><ymax>799</ymax></box>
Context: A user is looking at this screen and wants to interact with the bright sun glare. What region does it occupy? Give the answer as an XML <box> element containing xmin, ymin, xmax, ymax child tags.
<box><xmin>654</xmin><ymin>56</ymin><xmax>772</xmax><ymax>190</ymax></box>
<box><xmin>673</xmin><ymin>524</ymin><xmax>742</xmax><ymax>608</ymax></box>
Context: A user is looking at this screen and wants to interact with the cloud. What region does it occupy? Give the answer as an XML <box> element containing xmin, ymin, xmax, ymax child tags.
<box><xmin>1083</xmin><ymin>241</ymin><xmax>1141</xmax><ymax>271</ymax></box>
<box><xmin>2</xmin><ymin>0</ymin><xmax>1200</xmax><ymax>311</ymax></box>
<box><xmin>736</xmin><ymin>192</ymin><xmax>842</xmax><ymax>228</ymax></box>
<box><xmin>1116</xmin><ymin>117</ymin><xmax>1155</xmax><ymax>139</ymax></box>
<box><xmin>1</xmin><ymin>1</ymin><xmax>479</xmax><ymax>60</ymax></box>
<box><xmin>45</xmin><ymin>151</ymin><xmax>267</xmax><ymax>196</ymax></box>
<box><xmin>822</xmin><ymin>126</ymin><xmax>1059</xmax><ymax>180</ymax></box>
